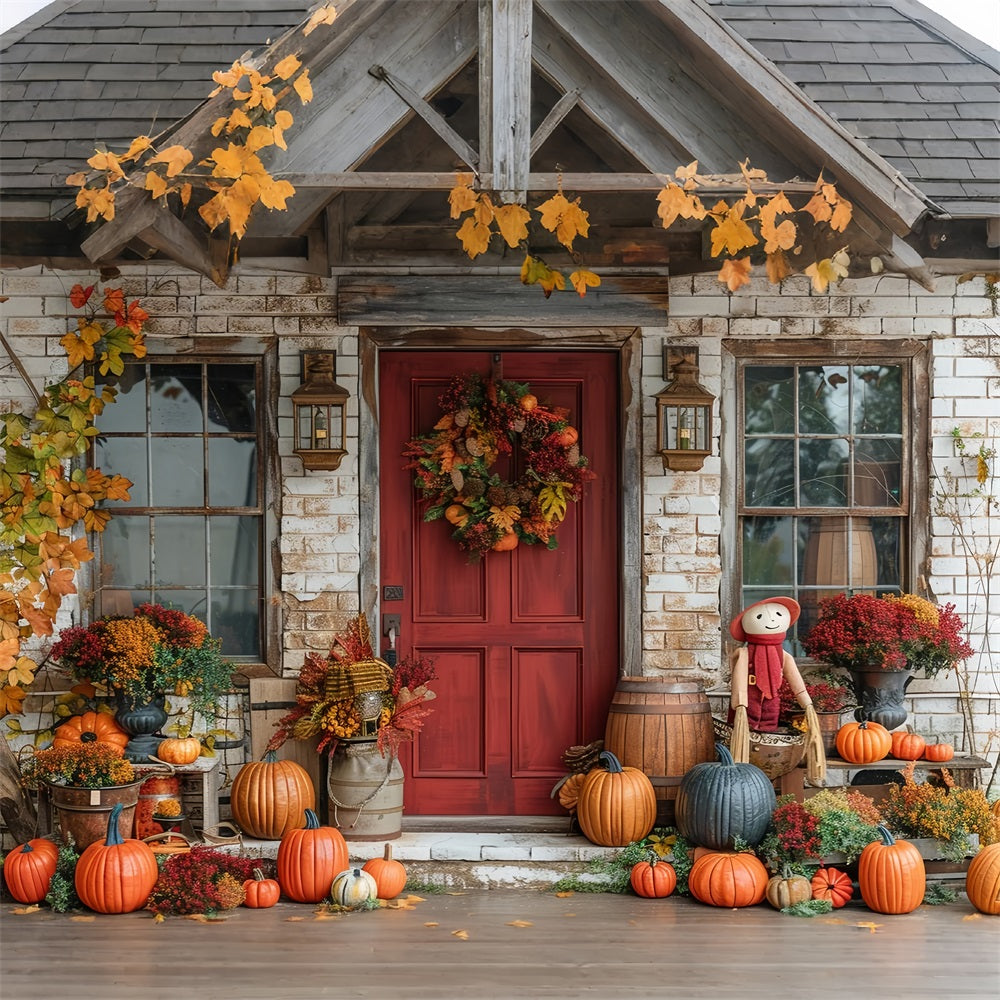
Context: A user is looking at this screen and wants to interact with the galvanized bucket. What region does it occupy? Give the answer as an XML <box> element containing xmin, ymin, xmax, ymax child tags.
<box><xmin>326</xmin><ymin>740</ymin><xmax>403</xmax><ymax>841</ymax></box>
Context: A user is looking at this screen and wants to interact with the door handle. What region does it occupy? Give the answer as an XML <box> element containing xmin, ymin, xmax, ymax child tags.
<box><xmin>382</xmin><ymin>614</ymin><xmax>400</xmax><ymax>666</ymax></box>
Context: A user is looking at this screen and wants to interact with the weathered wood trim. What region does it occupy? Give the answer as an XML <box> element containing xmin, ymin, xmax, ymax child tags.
<box><xmin>339</xmin><ymin>275</ymin><xmax>668</xmax><ymax>326</ymax></box>
<box><xmin>620</xmin><ymin>329</ymin><xmax>643</xmax><ymax>679</ymax></box>
<box><xmin>530</xmin><ymin>89</ymin><xmax>580</xmax><ymax>158</ymax></box>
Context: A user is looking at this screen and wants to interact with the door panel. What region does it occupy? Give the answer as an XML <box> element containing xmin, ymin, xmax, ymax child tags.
<box><xmin>379</xmin><ymin>349</ymin><xmax>620</xmax><ymax>815</ymax></box>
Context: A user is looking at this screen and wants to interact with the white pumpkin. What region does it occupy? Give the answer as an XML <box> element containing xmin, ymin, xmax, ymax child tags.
<box><xmin>330</xmin><ymin>867</ymin><xmax>378</xmax><ymax>907</ymax></box>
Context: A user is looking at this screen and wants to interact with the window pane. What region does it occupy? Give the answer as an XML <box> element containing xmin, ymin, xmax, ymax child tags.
<box><xmin>150</xmin><ymin>366</ymin><xmax>204</xmax><ymax>432</ymax></box>
<box><xmin>98</xmin><ymin>515</ymin><xmax>151</xmax><ymax>587</ymax></box>
<box><xmin>745</xmin><ymin>439</ymin><xmax>795</xmax><ymax>506</ymax></box>
<box><xmin>98</xmin><ymin>366</ymin><xmax>147</xmax><ymax>432</ymax></box>
<box><xmin>207</xmin><ymin>365</ymin><xmax>256</xmax><ymax>432</ymax></box>
<box><xmin>95</xmin><ymin>438</ymin><xmax>148</xmax><ymax>506</ymax></box>
<box><xmin>209</xmin><ymin>438</ymin><xmax>257</xmax><ymax>506</ymax></box>
<box><xmin>799</xmin><ymin>439</ymin><xmax>849</xmax><ymax>507</ymax></box>
<box><xmin>151</xmin><ymin>439</ymin><xmax>205</xmax><ymax>507</ymax></box>
<box><xmin>154</xmin><ymin>515</ymin><xmax>206</xmax><ymax>586</ymax></box>
<box><xmin>742</xmin><ymin>517</ymin><xmax>794</xmax><ymax>585</ymax></box>
<box><xmin>213</xmin><ymin>590</ymin><xmax>259</xmax><ymax>657</ymax></box>
<box><xmin>853</xmin><ymin>365</ymin><xmax>902</xmax><ymax>434</ymax></box>
<box><xmin>855</xmin><ymin>440</ymin><xmax>902</xmax><ymax>507</ymax></box>
<box><xmin>871</xmin><ymin>517</ymin><xmax>902</xmax><ymax>589</ymax></box>
<box><xmin>799</xmin><ymin>365</ymin><xmax>850</xmax><ymax>434</ymax></box>
<box><xmin>744</xmin><ymin>367</ymin><xmax>794</xmax><ymax>433</ymax></box>
<box><xmin>210</xmin><ymin>516</ymin><xmax>259</xmax><ymax>587</ymax></box>
<box><xmin>153</xmin><ymin>590</ymin><xmax>209</xmax><ymax>619</ymax></box>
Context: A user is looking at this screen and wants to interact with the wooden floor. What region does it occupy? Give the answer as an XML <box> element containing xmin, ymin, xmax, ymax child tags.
<box><xmin>1</xmin><ymin>891</ymin><xmax>997</xmax><ymax>999</ymax></box>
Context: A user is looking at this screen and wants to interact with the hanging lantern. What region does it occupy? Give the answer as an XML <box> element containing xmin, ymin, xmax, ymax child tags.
<box><xmin>292</xmin><ymin>351</ymin><xmax>349</xmax><ymax>471</ymax></box>
<box><xmin>656</xmin><ymin>348</ymin><xmax>715</xmax><ymax>472</ymax></box>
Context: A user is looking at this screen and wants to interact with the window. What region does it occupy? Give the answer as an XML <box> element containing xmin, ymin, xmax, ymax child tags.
<box><xmin>93</xmin><ymin>358</ymin><xmax>266</xmax><ymax>662</ymax></box>
<box><xmin>729</xmin><ymin>341</ymin><xmax>927</xmax><ymax>651</ymax></box>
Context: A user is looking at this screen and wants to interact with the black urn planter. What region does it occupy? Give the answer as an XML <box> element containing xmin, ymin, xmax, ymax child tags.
<box><xmin>115</xmin><ymin>692</ymin><xmax>168</xmax><ymax>762</ymax></box>
<box><xmin>849</xmin><ymin>668</ymin><xmax>913</xmax><ymax>730</ymax></box>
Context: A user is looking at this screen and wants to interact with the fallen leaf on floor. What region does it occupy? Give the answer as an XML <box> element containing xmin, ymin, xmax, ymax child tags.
<box><xmin>452</xmin><ymin>929</ymin><xmax>469</xmax><ymax>940</ymax></box>
<box><xmin>855</xmin><ymin>921</ymin><xmax>882</xmax><ymax>933</ymax></box>
<box><xmin>186</xmin><ymin>913</ymin><xmax>227</xmax><ymax>922</ymax></box>
<box><xmin>424</xmin><ymin>921</ymin><xmax>439</xmax><ymax>927</ymax></box>
<box><xmin>819</xmin><ymin>918</ymin><xmax>848</xmax><ymax>925</ymax></box>
<box><xmin>69</xmin><ymin>915</ymin><xmax>95</xmax><ymax>922</ymax></box>
<box><xmin>153</xmin><ymin>913</ymin><xmax>165</xmax><ymax>924</ymax></box>
<box><xmin>506</xmin><ymin>920</ymin><xmax>533</xmax><ymax>928</ymax></box>
<box><xmin>12</xmin><ymin>905</ymin><xmax>41</xmax><ymax>915</ymax></box>
<box><xmin>962</xmin><ymin>913</ymin><xmax>982</xmax><ymax>922</ymax></box>
<box><xmin>385</xmin><ymin>897</ymin><xmax>421</xmax><ymax>910</ymax></box>
<box><xmin>555</xmin><ymin>891</ymin><xmax>574</xmax><ymax>898</ymax></box>
<box><xmin>445</xmin><ymin>891</ymin><xmax>466</xmax><ymax>896</ymax></box>
<box><xmin>405</xmin><ymin>894</ymin><xmax>427</xmax><ymax>902</ymax></box>
<box><xmin>563</xmin><ymin>912</ymin><xmax>576</xmax><ymax>917</ymax></box>
<box><xmin>286</xmin><ymin>916</ymin><xmax>305</xmax><ymax>921</ymax></box>
<box><xmin>314</xmin><ymin>912</ymin><xmax>339</xmax><ymax>920</ymax></box>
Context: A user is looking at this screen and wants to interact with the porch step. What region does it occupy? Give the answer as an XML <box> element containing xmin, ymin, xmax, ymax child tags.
<box><xmin>221</xmin><ymin>816</ymin><xmax>620</xmax><ymax>890</ymax></box>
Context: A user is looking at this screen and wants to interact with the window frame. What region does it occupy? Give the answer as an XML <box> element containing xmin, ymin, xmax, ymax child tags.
<box><xmin>721</xmin><ymin>338</ymin><xmax>930</xmax><ymax>657</ymax></box>
<box><xmin>89</xmin><ymin>344</ymin><xmax>280</xmax><ymax>672</ymax></box>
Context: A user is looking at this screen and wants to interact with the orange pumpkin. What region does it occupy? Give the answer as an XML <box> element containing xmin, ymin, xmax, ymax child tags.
<box><xmin>688</xmin><ymin>852</ymin><xmax>768</xmax><ymax>908</ymax></box>
<box><xmin>858</xmin><ymin>825</ymin><xmax>925</xmax><ymax>914</ymax></box>
<box><xmin>965</xmin><ymin>841</ymin><xmax>1000</xmax><ymax>915</ymax></box>
<box><xmin>491</xmin><ymin>531</ymin><xmax>519</xmax><ymax>552</ymax></box>
<box><xmin>836</xmin><ymin>720</ymin><xmax>892</xmax><ymax>764</ymax></box>
<box><xmin>157</xmin><ymin>736</ymin><xmax>201</xmax><ymax>765</ymax></box>
<box><xmin>519</xmin><ymin>393</ymin><xmax>538</xmax><ymax>411</ymax></box>
<box><xmin>630</xmin><ymin>856</ymin><xmax>676</xmax><ymax>899</ymax></box>
<box><xmin>553</xmin><ymin>426</ymin><xmax>579</xmax><ymax>447</ymax></box>
<box><xmin>243</xmin><ymin>868</ymin><xmax>281</xmax><ymax>908</ymax></box>
<box><xmin>362</xmin><ymin>843</ymin><xmax>408</xmax><ymax>900</ymax></box>
<box><xmin>890</xmin><ymin>728</ymin><xmax>927</xmax><ymax>761</ymax></box>
<box><xmin>277</xmin><ymin>808</ymin><xmax>349</xmax><ymax>904</ymax></box>
<box><xmin>923</xmin><ymin>741</ymin><xmax>955</xmax><ymax>763</ymax></box>
<box><xmin>231</xmin><ymin>751</ymin><xmax>316</xmax><ymax>840</ymax></box>
<box><xmin>3</xmin><ymin>838</ymin><xmax>59</xmax><ymax>904</ymax></box>
<box><xmin>53</xmin><ymin>711</ymin><xmax>128</xmax><ymax>754</ymax></box>
<box><xmin>445</xmin><ymin>504</ymin><xmax>469</xmax><ymax>526</ymax></box>
<box><xmin>811</xmin><ymin>866</ymin><xmax>854</xmax><ymax>908</ymax></box>
<box><xmin>576</xmin><ymin>751</ymin><xmax>656</xmax><ymax>847</ymax></box>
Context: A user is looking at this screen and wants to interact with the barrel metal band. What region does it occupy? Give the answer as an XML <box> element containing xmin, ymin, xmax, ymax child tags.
<box><xmin>611</xmin><ymin>703</ymin><xmax>710</xmax><ymax>714</ymax></box>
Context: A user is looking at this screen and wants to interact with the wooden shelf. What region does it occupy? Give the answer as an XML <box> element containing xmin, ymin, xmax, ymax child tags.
<box><xmin>824</xmin><ymin>755</ymin><xmax>989</xmax><ymax>771</ymax></box>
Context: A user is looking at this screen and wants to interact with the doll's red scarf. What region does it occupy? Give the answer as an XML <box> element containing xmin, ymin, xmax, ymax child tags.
<box><xmin>746</xmin><ymin>632</ymin><xmax>786</xmax><ymax>700</ymax></box>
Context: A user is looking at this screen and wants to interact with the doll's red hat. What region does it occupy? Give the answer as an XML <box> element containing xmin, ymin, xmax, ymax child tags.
<box><xmin>729</xmin><ymin>597</ymin><xmax>801</xmax><ymax>642</ymax></box>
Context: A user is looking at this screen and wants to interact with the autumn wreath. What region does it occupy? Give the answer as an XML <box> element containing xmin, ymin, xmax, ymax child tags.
<box><xmin>404</xmin><ymin>374</ymin><xmax>595</xmax><ymax>559</ymax></box>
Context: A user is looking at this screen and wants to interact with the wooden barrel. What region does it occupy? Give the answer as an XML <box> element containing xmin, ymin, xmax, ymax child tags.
<box><xmin>326</xmin><ymin>740</ymin><xmax>403</xmax><ymax>841</ymax></box>
<box><xmin>604</xmin><ymin>679</ymin><xmax>715</xmax><ymax>824</ymax></box>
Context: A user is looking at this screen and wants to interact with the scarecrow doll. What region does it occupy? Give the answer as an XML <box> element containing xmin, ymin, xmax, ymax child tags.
<box><xmin>728</xmin><ymin>597</ymin><xmax>826</xmax><ymax>783</ymax></box>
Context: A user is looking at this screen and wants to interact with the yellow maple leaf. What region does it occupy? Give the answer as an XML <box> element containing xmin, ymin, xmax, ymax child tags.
<box><xmin>538</xmin><ymin>269</ymin><xmax>566</xmax><ymax>297</ymax></box>
<box><xmin>208</xmin><ymin>143</ymin><xmax>260</xmax><ymax>180</ymax></box>
<box><xmin>804</xmin><ymin>248</ymin><xmax>850</xmax><ymax>293</ymax></box>
<box><xmin>493</xmin><ymin>203</ymin><xmax>531</xmax><ymax>248</ymax></box>
<box><xmin>802</xmin><ymin>187</ymin><xmax>834</xmax><ymax>224</ymax></box>
<box><xmin>225</xmin><ymin>175</ymin><xmax>261</xmax><ymax>237</ymax></box>
<box><xmin>145</xmin><ymin>171</ymin><xmax>169</xmax><ymax>200</ymax></box>
<box><xmin>87</xmin><ymin>150</ymin><xmax>125</xmax><ymax>180</ymax></box>
<box><xmin>765</xmin><ymin>249</ymin><xmax>793</xmax><ymax>284</ymax></box>
<box><xmin>830</xmin><ymin>194</ymin><xmax>853</xmax><ymax>232</ymax></box>
<box><xmin>709</xmin><ymin>201</ymin><xmax>757</xmax><ymax>257</ymax></box>
<box><xmin>274</xmin><ymin>54</ymin><xmax>302</xmax><ymax>80</ymax></box>
<box><xmin>0</xmin><ymin>685</ymin><xmax>26</xmax><ymax>716</ymax></box>
<box><xmin>569</xmin><ymin>269</ymin><xmax>601</xmax><ymax>297</ymax></box>
<box><xmin>304</xmin><ymin>3</ymin><xmax>338</xmax><ymax>35</ymax></box>
<box><xmin>245</xmin><ymin>125</ymin><xmax>277</xmax><ymax>154</ymax></box>
<box><xmin>451</xmin><ymin>929</ymin><xmax>469</xmax><ymax>940</ymax></box>
<box><xmin>294</xmin><ymin>71</ymin><xmax>313</xmax><ymax>104</ymax></box>
<box><xmin>488</xmin><ymin>504</ymin><xmax>521</xmax><ymax>532</ymax></box>
<box><xmin>506</xmin><ymin>920</ymin><xmax>533</xmax><ymax>928</ymax></box>
<box><xmin>198</xmin><ymin>190</ymin><xmax>230</xmax><ymax>232</ymax></box>
<box><xmin>121</xmin><ymin>135</ymin><xmax>152</xmax><ymax>162</ymax></box>
<box><xmin>66</xmin><ymin>171</ymin><xmax>87</xmax><ymax>187</ymax></box>
<box><xmin>75</xmin><ymin>186</ymin><xmax>115</xmax><ymax>223</ymax></box>
<box><xmin>457</xmin><ymin>216</ymin><xmax>492</xmax><ymax>259</ymax></box>
<box><xmin>147</xmin><ymin>145</ymin><xmax>193</xmax><ymax>178</ymax></box>
<box><xmin>7</xmin><ymin>656</ymin><xmax>37</xmax><ymax>688</ymax></box>
<box><xmin>448</xmin><ymin>175</ymin><xmax>478</xmax><ymax>218</ymax></box>
<box><xmin>212</xmin><ymin>60</ymin><xmax>249</xmax><ymax>92</ymax></box>
<box><xmin>675</xmin><ymin>159</ymin><xmax>700</xmax><ymax>190</ymax></box>
<box><xmin>656</xmin><ymin>182</ymin><xmax>706</xmax><ymax>228</ymax></box>
<box><xmin>537</xmin><ymin>192</ymin><xmax>590</xmax><ymax>249</ymax></box>
<box><xmin>258</xmin><ymin>176</ymin><xmax>296</xmax><ymax>211</ymax></box>
<box><xmin>761</xmin><ymin>217</ymin><xmax>796</xmax><ymax>254</ymax></box>
<box><xmin>855</xmin><ymin>921</ymin><xmax>882</xmax><ymax>933</ymax></box>
<box><xmin>718</xmin><ymin>257</ymin><xmax>753</xmax><ymax>292</ymax></box>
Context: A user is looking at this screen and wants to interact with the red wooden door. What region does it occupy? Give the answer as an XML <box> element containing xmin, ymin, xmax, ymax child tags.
<box><xmin>379</xmin><ymin>350</ymin><xmax>620</xmax><ymax>815</ymax></box>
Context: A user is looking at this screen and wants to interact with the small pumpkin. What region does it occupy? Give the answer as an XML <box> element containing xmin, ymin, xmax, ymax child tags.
<box><xmin>3</xmin><ymin>838</ymin><xmax>59</xmax><ymax>904</ymax></box>
<box><xmin>277</xmin><ymin>808</ymin><xmax>349</xmax><ymax>904</ymax></box>
<box><xmin>629</xmin><ymin>854</ymin><xmax>677</xmax><ymax>899</ymax></box>
<box><xmin>553</xmin><ymin>426</ymin><xmax>579</xmax><ymax>447</ymax></box>
<box><xmin>890</xmin><ymin>727</ymin><xmax>926</xmax><ymax>761</ymax></box>
<box><xmin>857</xmin><ymin>825</ymin><xmax>925</xmax><ymax>915</ymax></box>
<box><xmin>835</xmin><ymin>720</ymin><xmax>892</xmax><ymax>764</ymax></box>
<box><xmin>231</xmin><ymin>751</ymin><xmax>316</xmax><ymax>840</ymax></box>
<box><xmin>576</xmin><ymin>750</ymin><xmax>657</xmax><ymax>848</ymax></box>
<box><xmin>965</xmin><ymin>841</ymin><xmax>1000</xmax><ymax>915</ymax></box>
<box><xmin>765</xmin><ymin>868</ymin><xmax>813</xmax><ymax>910</ymax></box>
<box><xmin>331</xmin><ymin>867</ymin><xmax>378</xmax><ymax>907</ymax></box>
<box><xmin>491</xmin><ymin>531</ymin><xmax>519</xmax><ymax>552</ymax></box>
<box><xmin>362</xmin><ymin>843</ymin><xmax>408</xmax><ymax>900</ymax></box>
<box><xmin>688</xmin><ymin>851</ymin><xmax>768</xmax><ymax>908</ymax></box>
<box><xmin>157</xmin><ymin>736</ymin><xmax>201</xmax><ymax>766</ymax></box>
<box><xmin>242</xmin><ymin>868</ymin><xmax>281</xmax><ymax>908</ymax></box>
<box><xmin>74</xmin><ymin>802</ymin><xmax>158</xmax><ymax>913</ymax></box>
<box><xmin>52</xmin><ymin>710</ymin><xmax>128</xmax><ymax>753</ymax></box>
<box><xmin>923</xmin><ymin>741</ymin><xmax>955</xmax><ymax>763</ymax></box>
<box><xmin>675</xmin><ymin>742</ymin><xmax>777</xmax><ymax>850</ymax></box>
<box><xmin>445</xmin><ymin>504</ymin><xmax>469</xmax><ymax>526</ymax></box>
<box><xmin>810</xmin><ymin>866</ymin><xmax>854</xmax><ymax>908</ymax></box>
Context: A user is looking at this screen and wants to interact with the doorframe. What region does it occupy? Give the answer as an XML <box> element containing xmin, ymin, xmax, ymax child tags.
<box><xmin>359</xmin><ymin>326</ymin><xmax>643</xmax><ymax>679</ymax></box>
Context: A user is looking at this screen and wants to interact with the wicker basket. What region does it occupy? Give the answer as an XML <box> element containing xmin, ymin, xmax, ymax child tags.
<box><xmin>712</xmin><ymin>717</ymin><xmax>805</xmax><ymax>780</ymax></box>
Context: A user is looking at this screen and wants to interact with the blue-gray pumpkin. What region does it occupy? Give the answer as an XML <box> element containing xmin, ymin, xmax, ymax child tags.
<box><xmin>675</xmin><ymin>742</ymin><xmax>776</xmax><ymax>850</ymax></box>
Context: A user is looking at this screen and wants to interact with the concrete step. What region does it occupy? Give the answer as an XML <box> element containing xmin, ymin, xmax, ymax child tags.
<box><xmin>217</xmin><ymin>816</ymin><xmax>620</xmax><ymax>890</ymax></box>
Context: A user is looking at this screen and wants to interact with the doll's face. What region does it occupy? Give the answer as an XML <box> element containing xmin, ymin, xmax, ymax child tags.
<box><xmin>740</xmin><ymin>601</ymin><xmax>792</xmax><ymax>636</ymax></box>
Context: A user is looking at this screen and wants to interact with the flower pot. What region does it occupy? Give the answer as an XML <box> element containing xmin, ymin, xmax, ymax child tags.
<box><xmin>789</xmin><ymin>710</ymin><xmax>847</xmax><ymax>756</ymax></box>
<box><xmin>849</xmin><ymin>668</ymin><xmax>912</xmax><ymax>730</ymax></box>
<box><xmin>115</xmin><ymin>692</ymin><xmax>168</xmax><ymax>763</ymax></box>
<box><xmin>47</xmin><ymin>778</ymin><xmax>145</xmax><ymax>850</ymax></box>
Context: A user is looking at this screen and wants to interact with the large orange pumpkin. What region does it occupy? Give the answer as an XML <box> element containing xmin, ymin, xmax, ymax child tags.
<box><xmin>277</xmin><ymin>808</ymin><xmax>349</xmax><ymax>904</ymax></box>
<box><xmin>3</xmin><ymin>838</ymin><xmax>59</xmax><ymax>904</ymax></box>
<box><xmin>836</xmin><ymin>720</ymin><xmax>892</xmax><ymax>764</ymax></box>
<box><xmin>53</xmin><ymin>711</ymin><xmax>128</xmax><ymax>754</ymax></box>
<box><xmin>858</xmin><ymin>825</ymin><xmax>925</xmax><ymax>914</ymax></box>
<box><xmin>74</xmin><ymin>803</ymin><xmax>158</xmax><ymax>913</ymax></box>
<box><xmin>688</xmin><ymin>852</ymin><xmax>768</xmax><ymax>908</ymax></box>
<box><xmin>576</xmin><ymin>750</ymin><xmax>656</xmax><ymax>847</ymax></box>
<box><xmin>965</xmin><ymin>841</ymin><xmax>1000</xmax><ymax>915</ymax></box>
<box><xmin>230</xmin><ymin>751</ymin><xmax>316</xmax><ymax>840</ymax></box>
